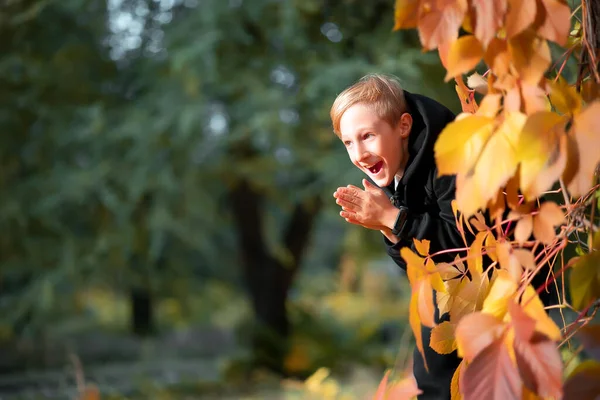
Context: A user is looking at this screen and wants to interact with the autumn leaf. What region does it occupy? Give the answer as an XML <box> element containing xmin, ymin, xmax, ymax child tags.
<box><xmin>471</xmin><ymin>0</ymin><xmax>507</xmax><ymax>48</ymax></box>
<box><xmin>451</xmin><ymin>360</ymin><xmax>463</xmax><ymax>400</ymax></box>
<box><xmin>417</xmin><ymin>0</ymin><xmax>468</xmax><ymax>50</ymax></box>
<box><xmin>455</xmin><ymin>75</ymin><xmax>479</xmax><ymax>113</ymax></box>
<box><xmin>394</xmin><ymin>0</ymin><xmax>421</xmax><ymax>30</ymax></box>
<box><xmin>484</xmin><ymin>38</ymin><xmax>510</xmax><ymax>79</ymax></box>
<box><xmin>460</xmin><ymin>335</ymin><xmax>522</xmax><ymax>400</ymax></box>
<box><xmin>563</xmin><ymin>360</ymin><xmax>600</xmax><ymax>400</ymax></box>
<box><xmin>414</xmin><ymin>238</ymin><xmax>430</xmax><ymax>257</ymax></box>
<box><xmin>430</xmin><ymin>321</ymin><xmax>457</xmax><ymax>354</ymax></box>
<box><xmin>468</xmin><ymin>112</ymin><xmax>527</xmax><ymax>211</ymax></box>
<box><xmin>533</xmin><ymin>0</ymin><xmax>571</xmax><ymax>46</ymax></box>
<box><xmin>418</xmin><ymin>280</ymin><xmax>436</xmax><ymax>327</ymax></box>
<box><xmin>455</xmin><ymin>311</ymin><xmax>505</xmax><ymax>361</ymax></box>
<box><xmin>520</xmin><ymin>285</ymin><xmax>562</xmax><ymax>340</ymax></box>
<box><xmin>509</xmin><ymin>302</ymin><xmax>563</xmax><ymax>399</ymax></box>
<box><xmin>434</xmin><ymin>115</ymin><xmax>494</xmax><ymax>176</ymax></box>
<box><xmin>569</xmin><ymin>249</ymin><xmax>600</xmax><ymax>310</ymax></box>
<box><xmin>505</xmin><ymin>0</ymin><xmax>537</xmax><ymax>38</ymax></box>
<box><xmin>444</xmin><ymin>35</ymin><xmax>484</xmax><ymax>81</ymax></box>
<box><xmin>516</xmin><ymin>111</ymin><xmax>568</xmax><ymax>200</ymax></box>
<box><xmin>482</xmin><ymin>270</ymin><xmax>518</xmax><ymax>318</ymax></box>
<box><xmin>549</xmin><ymin>77</ymin><xmax>583</xmax><ymax>115</ymax></box>
<box><xmin>409</xmin><ymin>291</ymin><xmax>426</xmax><ymax>370</ymax></box>
<box><xmin>372</xmin><ymin>369</ymin><xmax>391</xmax><ymax>400</ymax></box>
<box><xmin>509</xmin><ymin>30</ymin><xmax>551</xmax><ymax>86</ymax></box>
<box><xmin>581</xmin><ymin>78</ymin><xmax>600</xmax><ymax>103</ymax></box>
<box><xmin>475</xmin><ymin>94</ymin><xmax>502</xmax><ymax>118</ymax></box>
<box><xmin>532</xmin><ymin>201</ymin><xmax>565</xmax><ymax>244</ymax></box>
<box><xmin>563</xmin><ymin>101</ymin><xmax>600</xmax><ymax>197</ymax></box>
<box><xmin>385</xmin><ymin>375</ymin><xmax>423</xmax><ymax>399</ymax></box>
<box><xmin>496</xmin><ymin>240</ymin><xmax>525</xmax><ymax>282</ymax></box>
<box><xmin>515</xmin><ymin>214</ymin><xmax>533</xmax><ymax>244</ymax></box>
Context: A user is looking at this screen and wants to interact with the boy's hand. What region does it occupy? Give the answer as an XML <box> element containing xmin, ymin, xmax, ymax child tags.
<box><xmin>333</xmin><ymin>179</ymin><xmax>399</xmax><ymax>231</ymax></box>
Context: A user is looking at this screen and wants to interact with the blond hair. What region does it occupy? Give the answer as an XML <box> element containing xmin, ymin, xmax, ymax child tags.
<box><xmin>330</xmin><ymin>74</ymin><xmax>407</xmax><ymax>137</ymax></box>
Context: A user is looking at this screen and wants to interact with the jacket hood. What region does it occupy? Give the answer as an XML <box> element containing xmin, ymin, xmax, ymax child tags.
<box><xmin>399</xmin><ymin>91</ymin><xmax>456</xmax><ymax>186</ymax></box>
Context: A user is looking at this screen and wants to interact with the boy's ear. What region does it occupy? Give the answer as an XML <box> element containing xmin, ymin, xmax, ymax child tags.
<box><xmin>397</xmin><ymin>112</ymin><xmax>412</xmax><ymax>138</ymax></box>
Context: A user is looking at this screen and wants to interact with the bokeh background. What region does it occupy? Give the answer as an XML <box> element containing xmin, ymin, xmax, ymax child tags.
<box><xmin>0</xmin><ymin>0</ymin><xmax>462</xmax><ymax>398</ymax></box>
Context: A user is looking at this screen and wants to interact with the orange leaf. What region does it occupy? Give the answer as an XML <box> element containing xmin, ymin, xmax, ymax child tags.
<box><xmin>581</xmin><ymin>78</ymin><xmax>600</xmax><ymax>103</ymax></box>
<box><xmin>444</xmin><ymin>35</ymin><xmax>484</xmax><ymax>81</ymax></box>
<box><xmin>471</xmin><ymin>0</ymin><xmax>507</xmax><ymax>48</ymax></box>
<box><xmin>455</xmin><ymin>311</ymin><xmax>505</xmax><ymax>361</ymax></box>
<box><xmin>563</xmin><ymin>101</ymin><xmax>600</xmax><ymax>197</ymax></box>
<box><xmin>508</xmin><ymin>30</ymin><xmax>551</xmax><ymax>86</ymax></box>
<box><xmin>430</xmin><ymin>321</ymin><xmax>457</xmax><ymax>354</ymax></box>
<box><xmin>417</xmin><ymin>0</ymin><xmax>468</xmax><ymax>50</ymax></box>
<box><xmin>517</xmin><ymin>111</ymin><xmax>568</xmax><ymax>200</ymax></box>
<box><xmin>505</xmin><ymin>0</ymin><xmax>537</xmax><ymax>38</ymax></box>
<box><xmin>394</xmin><ymin>0</ymin><xmax>421</xmax><ymax>30</ymax></box>
<box><xmin>460</xmin><ymin>335</ymin><xmax>522</xmax><ymax>399</ymax></box>
<box><xmin>484</xmin><ymin>38</ymin><xmax>510</xmax><ymax>78</ymax></box>
<box><xmin>386</xmin><ymin>375</ymin><xmax>423</xmax><ymax>399</ymax></box>
<box><xmin>532</xmin><ymin>201</ymin><xmax>564</xmax><ymax>244</ymax></box>
<box><xmin>372</xmin><ymin>369</ymin><xmax>391</xmax><ymax>400</ymax></box>
<box><xmin>520</xmin><ymin>80</ymin><xmax>551</xmax><ymax>115</ymax></box>
<box><xmin>509</xmin><ymin>302</ymin><xmax>564</xmax><ymax>399</ymax></box>
<box><xmin>455</xmin><ymin>75</ymin><xmax>479</xmax><ymax>113</ymax></box>
<box><xmin>534</xmin><ymin>0</ymin><xmax>571</xmax><ymax>46</ymax></box>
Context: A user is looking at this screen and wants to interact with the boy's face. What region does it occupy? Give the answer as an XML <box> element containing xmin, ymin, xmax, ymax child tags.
<box><xmin>339</xmin><ymin>103</ymin><xmax>411</xmax><ymax>187</ymax></box>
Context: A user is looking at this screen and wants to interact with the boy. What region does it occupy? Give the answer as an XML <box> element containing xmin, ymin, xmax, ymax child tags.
<box><xmin>331</xmin><ymin>74</ymin><xmax>463</xmax><ymax>399</ymax></box>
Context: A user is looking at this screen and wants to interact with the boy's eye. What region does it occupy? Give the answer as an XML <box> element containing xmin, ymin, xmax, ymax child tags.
<box><xmin>363</xmin><ymin>133</ymin><xmax>374</xmax><ymax>139</ymax></box>
<box><xmin>344</xmin><ymin>141</ymin><xmax>352</xmax><ymax>147</ymax></box>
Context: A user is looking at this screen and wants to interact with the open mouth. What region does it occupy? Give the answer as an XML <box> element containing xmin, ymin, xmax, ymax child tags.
<box><xmin>368</xmin><ymin>161</ymin><xmax>383</xmax><ymax>175</ymax></box>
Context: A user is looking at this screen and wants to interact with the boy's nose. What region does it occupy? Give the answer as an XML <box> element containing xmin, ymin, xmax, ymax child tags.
<box><xmin>353</xmin><ymin>146</ymin><xmax>369</xmax><ymax>162</ymax></box>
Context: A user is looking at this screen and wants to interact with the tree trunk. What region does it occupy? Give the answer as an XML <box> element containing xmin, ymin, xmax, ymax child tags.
<box><xmin>229</xmin><ymin>179</ymin><xmax>320</xmax><ymax>374</ymax></box>
<box><xmin>130</xmin><ymin>286</ymin><xmax>155</xmax><ymax>336</ymax></box>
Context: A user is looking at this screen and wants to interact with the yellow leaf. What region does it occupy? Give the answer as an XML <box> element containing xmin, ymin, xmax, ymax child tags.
<box><xmin>450</xmin><ymin>276</ymin><xmax>489</xmax><ymax>320</ymax></box>
<box><xmin>418</xmin><ymin>280</ymin><xmax>436</xmax><ymax>328</ymax></box>
<box><xmin>564</xmin><ymin>101</ymin><xmax>600</xmax><ymax>197</ymax></box>
<box><xmin>484</xmin><ymin>232</ymin><xmax>498</xmax><ymax>262</ymax></box>
<box><xmin>549</xmin><ymin>77</ymin><xmax>583</xmax><ymax>115</ymax></box>
<box><xmin>394</xmin><ymin>0</ymin><xmax>421</xmax><ymax>30</ymax></box>
<box><xmin>444</xmin><ymin>35</ymin><xmax>484</xmax><ymax>81</ymax></box>
<box><xmin>517</xmin><ymin>111</ymin><xmax>568</xmax><ymax>200</ymax></box>
<box><xmin>428</xmin><ymin>258</ymin><xmax>447</xmax><ymax>293</ymax></box>
<box><xmin>476</xmin><ymin>94</ymin><xmax>502</xmax><ymax>118</ymax></box>
<box><xmin>467</xmin><ymin>231</ymin><xmax>488</xmax><ymax>279</ymax></box>
<box><xmin>402</xmin><ymin>247</ymin><xmax>426</xmax><ymax>285</ymax></box>
<box><xmin>482</xmin><ymin>270</ymin><xmax>518</xmax><ymax>318</ymax></box>
<box><xmin>521</xmin><ymin>285</ymin><xmax>562</xmax><ymax>341</ymax></box>
<box><xmin>450</xmin><ymin>360</ymin><xmax>463</xmax><ymax>400</ymax></box>
<box><xmin>430</xmin><ymin>321</ymin><xmax>457</xmax><ymax>354</ymax></box>
<box><xmin>508</xmin><ymin>30</ymin><xmax>551</xmax><ymax>85</ymax></box>
<box><xmin>471</xmin><ymin>111</ymin><xmax>527</xmax><ymax>207</ymax></box>
<box><xmin>434</xmin><ymin>115</ymin><xmax>495</xmax><ymax>176</ymax></box>
<box><xmin>414</xmin><ymin>238</ymin><xmax>430</xmax><ymax>256</ymax></box>
<box><xmin>515</xmin><ymin>214</ymin><xmax>533</xmax><ymax>244</ymax></box>
<box><xmin>409</xmin><ymin>291</ymin><xmax>427</xmax><ymax>370</ymax></box>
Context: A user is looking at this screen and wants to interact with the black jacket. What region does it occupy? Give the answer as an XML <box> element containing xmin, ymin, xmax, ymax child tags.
<box><xmin>378</xmin><ymin>91</ymin><xmax>466</xmax><ymax>270</ymax></box>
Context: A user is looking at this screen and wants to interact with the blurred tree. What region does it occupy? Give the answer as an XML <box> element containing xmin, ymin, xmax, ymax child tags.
<box><xmin>0</xmin><ymin>0</ymin><xmax>458</xmax><ymax>374</ymax></box>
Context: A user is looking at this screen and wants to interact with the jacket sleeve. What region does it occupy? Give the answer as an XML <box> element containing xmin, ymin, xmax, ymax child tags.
<box><xmin>383</xmin><ymin>170</ymin><xmax>467</xmax><ymax>270</ymax></box>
